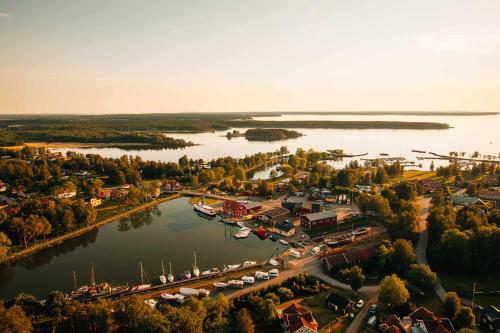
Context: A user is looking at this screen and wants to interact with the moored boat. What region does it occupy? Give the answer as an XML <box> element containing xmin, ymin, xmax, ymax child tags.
<box><xmin>180</xmin><ymin>287</ymin><xmax>199</xmax><ymax>297</ymax></box>
<box><xmin>236</xmin><ymin>221</ymin><xmax>246</xmax><ymax>228</ymax></box>
<box><xmin>161</xmin><ymin>293</ymin><xmax>176</xmax><ymax>301</ymax></box>
<box><xmin>279</xmin><ymin>239</ymin><xmax>289</xmax><ymax>245</ymax></box>
<box><xmin>193</xmin><ymin>202</ymin><xmax>217</xmax><ymax>216</ymax></box>
<box><xmin>213</xmin><ymin>282</ymin><xmax>228</xmax><ymax>289</ymax></box>
<box><xmin>223</xmin><ymin>264</ymin><xmax>241</xmax><ymax>271</ymax></box>
<box><xmin>242</xmin><ymin>260</ymin><xmax>257</xmax><ymax>267</ymax></box>
<box><xmin>131</xmin><ymin>261</ymin><xmax>152</xmax><ymax>291</ymax></box>
<box><xmin>192</xmin><ymin>251</ymin><xmax>200</xmax><ymax>277</ymax></box>
<box><xmin>159</xmin><ymin>260</ymin><xmax>167</xmax><ymax>284</ymax></box>
<box><xmin>167</xmin><ymin>262</ymin><xmax>174</xmax><ymax>283</ymax></box>
<box><xmin>201</xmin><ymin>267</ymin><xmax>220</xmax><ymax>276</ymax></box>
<box><xmin>184</xmin><ymin>270</ymin><xmax>192</xmax><ymax>279</ymax></box>
<box><xmin>144</xmin><ymin>299</ymin><xmax>158</xmax><ymax>309</ymax></box>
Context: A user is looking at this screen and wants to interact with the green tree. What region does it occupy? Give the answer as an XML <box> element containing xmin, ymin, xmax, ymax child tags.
<box><xmin>189</xmin><ymin>175</ymin><xmax>199</xmax><ymax>188</ymax></box>
<box><xmin>442</xmin><ymin>292</ymin><xmax>461</xmax><ymax>319</ymax></box>
<box><xmin>258</xmin><ymin>299</ymin><xmax>277</xmax><ymax>324</ymax></box>
<box><xmin>257</xmin><ymin>180</ymin><xmax>271</xmax><ymax>196</ymax></box>
<box><xmin>203</xmin><ymin>294</ymin><xmax>230</xmax><ymax>333</ymax></box>
<box><xmin>0</xmin><ymin>232</ymin><xmax>12</xmax><ymax>257</ymax></box>
<box><xmin>45</xmin><ymin>290</ymin><xmax>67</xmax><ymax>323</ymax></box>
<box><xmin>395</xmin><ymin>182</ymin><xmax>417</xmax><ymax>201</ymax></box>
<box><xmin>389</xmin><ymin>239</ymin><xmax>416</xmax><ymax>275</ymax></box>
<box><xmin>453</xmin><ymin>306</ymin><xmax>476</xmax><ymax>330</ymax></box>
<box><xmin>234</xmin><ymin>167</ymin><xmax>246</xmax><ymax>181</ymax></box>
<box><xmin>0</xmin><ymin>302</ymin><xmax>32</xmax><ymax>333</ymax></box>
<box><xmin>342</xmin><ymin>265</ymin><xmax>365</xmax><ymax>296</ymax></box>
<box><xmin>276</xmin><ymin>287</ymin><xmax>294</xmax><ymax>301</ymax></box>
<box><xmin>379</xmin><ymin>274</ymin><xmax>410</xmax><ymax>305</ymax></box>
<box><xmin>279</xmin><ymin>164</ymin><xmax>294</xmax><ymax>177</ymax></box>
<box><xmin>375</xmin><ymin>167</ymin><xmax>389</xmax><ymax>184</ymax></box>
<box><xmin>235</xmin><ymin>308</ymin><xmax>255</xmax><ymax>333</ymax></box>
<box><xmin>406</xmin><ymin>264</ymin><xmax>437</xmax><ymax>291</ymax></box>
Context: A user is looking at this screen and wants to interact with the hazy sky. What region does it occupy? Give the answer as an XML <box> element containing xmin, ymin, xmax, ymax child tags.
<box><xmin>1</xmin><ymin>0</ymin><xmax>500</xmax><ymax>114</ymax></box>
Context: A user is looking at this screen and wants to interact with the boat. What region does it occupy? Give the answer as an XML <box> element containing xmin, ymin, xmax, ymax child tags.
<box><xmin>159</xmin><ymin>260</ymin><xmax>167</xmax><ymax>284</ymax></box>
<box><xmin>269</xmin><ymin>258</ymin><xmax>279</xmax><ymax>267</ymax></box>
<box><xmin>228</xmin><ymin>280</ymin><xmax>245</xmax><ymax>289</ymax></box>
<box><xmin>193</xmin><ymin>202</ymin><xmax>216</xmax><ymax>217</ymax></box>
<box><xmin>242</xmin><ymin>276</ymin><xmax>255</xmax><ymax>284</ymax></box>
<box><xmin>69</xmin><ymin>266</ymin><xmax>129</xmax><ymax>300</ymax></box>
<box><xmin>198</xmin><ymin>289</ymin><xmax>210</xmax><ymax>297</ymax></box>
<box><xmin>174</xmin><ymin>294</ymin><xmax>185</xmax><ymax>304</ymax></box>
<box><xmin>144</xmin><ymin>299</ymin><xmax>158</xmax><ymax>309</ymax></box>
<box><xmin>213</xmin><ymin>282</ymin><xmax>228</xmax><ymax>289</ymax></box>
<box><xmin>160</xmin><ymin>293</ymin><xmax>176</xmax><ymax>301</ymax></box>
<box><xmin>412</xmin><ymin>149</ymin><xmax>427</xmax><ymax>153</ymax></box>
<box><xmin>201</xmin><ymin>267</ymin><xmax>220</xmax><ymax>276</ymax></box>
<box><xmin>184</xmin><ymin>270</ymin><xmax>192</xmax><ymax>279</ymax></box>
<box><xmin>167</xmin><ymin>262</ymin><xmax>174</xmax><ymax>283</ymax></box>
<box><xmin>192</xmin><ymin>251</ymin><xmax>200</xmax><ymax>277</ymax></box>
<box><xmin>233</xmin><ymin>228</ymin><xmax>251</xmax><ymax>239</ymax></box>
<box><xmin>223</xmin><ymin>264</ymin><xmax>241</xmax><ymax>271</ymax></box>
<box><xmin>180</xmin><ymin>287</ymin><xmax>199</xmax><ymax>297</ymax></box>
<box><xmin>236</xmin><ymin>221</ymin><xmax>246</xmax><ymax>228</ymax></box>
<box><xmin>380</xmin><ymin>153</ymin><xmax>389</xmax><ymax>156</ymax></box>
<box><xmin>279</xmin><ymin>239</ymin><xmax>289</xmax><ymax>245</ymax></box>
<box><xmin>242</xmin><ymin>261</ymin><xmax>257</xmax><ymax>267</ymax></box>
<box><xmin>131</xmin><ymin>262</ymin><xmax>152</xmax><ymax>291</ymax></box>
<box><xmin>353</xmin><ymin>227</ymin><xmax>371</xmax><ymax>235</ymax></box>
<box><xmin>269</xmin><ymin>235</ymin><xmax>278</xmax><ymax>242</ymax></box>
<box><xmin>289</xmin><ymin>249</ymin><xmax>301</xmax><ymax>258</ymax></box>
<box><xmin>254</xmin><ymin>226</ymin><xmax>268</xmax><ymax>239</ymax></box>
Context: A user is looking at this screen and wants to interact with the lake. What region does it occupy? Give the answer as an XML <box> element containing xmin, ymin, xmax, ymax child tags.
<box><xmin>54</xmin><ymin>114</ymin><xmax>500</xmax><ymax>171</ymax></box>
<box><xmin>0</xmin><ymin>197</ymin><xmax>285</xmax><ymax>299</ymax></box>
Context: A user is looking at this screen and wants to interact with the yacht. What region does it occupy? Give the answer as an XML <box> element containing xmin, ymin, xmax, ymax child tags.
<box><xmin>192</xmin><ymin>251</ymin><xmax>200</xmax><ymax>277</ymax></box>
<box><xmin>131</xmin><ymin>262</ymin><xmax>152</xmax><ymax>291</ymax></box>
<box><xmin>193</xmin><ymin>202</ymin><xmax>216</xmax><ymax>217</ymax></box>
<box><xmin>223</xmin><ymin>264</ymin><xmax>240</xmax><ymax>271</ymax></box>
<box><xmin>159</xmin><ymin>261</ymin><xmax>167</xmax><ymax>284</ymax></box>
<box><xmin>167</xmin><ymin>262</ymin><xmax>174</xmax><ymax>283</ymax></box>
<box><xmin>201</xmin><ymin>267</ymin><xmax>220</xmax><ymax>276</ymax></box>
<box><xmin>160</xmin><ymin>293</ymin><xmax>176</xmax><ymax>301</ymax></box>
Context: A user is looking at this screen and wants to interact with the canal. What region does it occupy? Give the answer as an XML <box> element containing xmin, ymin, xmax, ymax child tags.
<box><xmin>0</xmin><ymin>197</ymin><xmax>285</xmax><ymax>299</ymax></box>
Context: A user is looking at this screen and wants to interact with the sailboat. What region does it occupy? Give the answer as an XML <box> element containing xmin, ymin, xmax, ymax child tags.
<box><xmin>184</xmin><ymin>270</ymin><xmax>192</xmax><ymax>279</ymax></box>
<box><xmin>192</xmin><ymin>251</ymin><xmax>200</xmax><ymax>277</ymax></box>
<box><xmin>167</xmin><ymin>262</ymin><xmax>174</xmax><ymax>283</ymax></box>
<box><xmin>131</xmin><ymin>261</ymin><xmax>151</xmax><ymax>291</ymax></box>
<box><xmin>159</xmin><ymin>260</ymin><xmax>167</xmax><ymax>284</ymax></box>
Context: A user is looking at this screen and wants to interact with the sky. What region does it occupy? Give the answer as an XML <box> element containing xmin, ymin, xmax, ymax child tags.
<box><xmin>1</xmin><ymin>0</ymin><xmax>500</xmax><ymax>114</ymax></box>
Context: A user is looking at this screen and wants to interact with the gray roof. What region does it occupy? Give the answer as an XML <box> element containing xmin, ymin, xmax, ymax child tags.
<box><xmin>449</xmin><ymin>196</ymin><xmax>483</xmax><ymax>205</ymax></box>
<box><xmin>262</xmin><ymin>207</ymin><xmax>289</xmax><ymax>218</ymax></box>
<box><xmin>243</xmin><ymin>201</ymin><xmax>262</xmax><ymax>210</ymax></box>
<box><xmin>275</xmin><ymin>223</ymin><xmax>295</xmax><ymax>232</ymax></box>
<box><xmin>303</xmin><ymin>210</ymin><xmax>337</xmax><ymax>222</ymax></box>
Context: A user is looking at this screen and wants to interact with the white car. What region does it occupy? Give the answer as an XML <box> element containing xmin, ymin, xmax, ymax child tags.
<box><xmin>356</xmin><ymin>299</ymin><xmax>365</xmax><ymax>308</ymax></box>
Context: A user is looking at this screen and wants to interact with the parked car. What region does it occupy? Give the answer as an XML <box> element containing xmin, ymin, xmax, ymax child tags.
<box><xmin>368</xmin><ymin>304</ymin><xmax>378</xmax><ymax>315</ymax></box>
<box><xmin>357</xmin><ymin>299</ymin><xmax>365</xmax><ymax>308</ymax></box>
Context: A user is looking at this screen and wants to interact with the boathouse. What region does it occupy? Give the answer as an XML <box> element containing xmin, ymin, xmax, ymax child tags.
<box><xmin>223</xmin><ymin>200</ymin><xmax>262</xmax><ymax>217</ymax></box>
<box><xmin>300</xmin><ymin>210</ymin><xmax>337</xmax><ymax>229</ymax></box>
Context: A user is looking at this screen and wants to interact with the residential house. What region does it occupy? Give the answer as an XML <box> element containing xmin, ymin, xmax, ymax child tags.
<box><xmin>379</xmin><ymin>307</ymin><xmax>456</xmax><ymax>333</ymax></box>
<box><xmin>56</xmin><ymin>190</ymin><xmax>77</xmax><ymax>199</ymax></box>
<box><xmin>223</xmin><ymin>200</ymin><xmax>262</xmax><ymax>217</ymax></box>
<box><xmin>325</xmin><ymin>293</ymin><xmax>354</xmax><ymax>314</ymax></box>
<box><xmin>477</xmin><ymin>189</ymin><xmax>500</xmax><ymax>209</ymax></box>
<box><xmin>271</xmin><ymin>221</ymin><xmax>296</xmax><ymax>237</ymax></box>
<box><xmin>301</xmin><ymin>210</ymin><xmax>337</xmax><ymax>229</ymax></box>
<box><xmin>161</xmin><ymin>179</ymin><xmax>181</xmax><ymax>191</ymax></box>
<box><xmin>321</xmin><ymin>246</ymin><xmax>377</xmax><ymax>273</ymax></box>
<box><xmin>279</xmin><ymin>303</ymin><xmax>318</xmax><ymax>333</ymax></box>
<box><xmin>417</xmin><ymin>179</ymin><xmax>442</xmax><ymax>194</ymax></box>
<box><xmin>449</xmin><ymin>195</ymin><xmax>486</xmax><ymax>207</ymax></box>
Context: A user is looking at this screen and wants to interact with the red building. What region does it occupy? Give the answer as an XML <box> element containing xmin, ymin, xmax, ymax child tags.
<box><xmin>301</xmin><ymin>210</ymin><xmax>337</xmax><ymax>229</ymax></box>
<box><xmin>223</xmin><ymin>200</ymin><xmax>262</xmax><ymax>217</ymax></box>
<box><xmin>279</xmin><ymin>303</ymin><xmax>318</xmax><ymax>333</ymax></box>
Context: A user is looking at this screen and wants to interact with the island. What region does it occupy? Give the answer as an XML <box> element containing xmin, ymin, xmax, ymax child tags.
<box><xmin>225</xmin><ymin>128</ymin><xmax>303</xmax><ymax>141</ymax></box>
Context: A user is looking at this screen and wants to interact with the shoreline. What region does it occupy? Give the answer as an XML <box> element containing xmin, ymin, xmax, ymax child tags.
<box><xmin>0</xmin><ymin>193</ymin><xmax>182</xmax><ymax>265</ymax></box>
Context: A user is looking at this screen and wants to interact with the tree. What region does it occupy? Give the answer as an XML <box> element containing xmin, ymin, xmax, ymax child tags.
<box><xmin>379</xmin><ymin>274</ymin><xmax>410</xmax><ymax>305</ymax></box>
<box><xmin>276</xmin><ymin>287</ymin><xmax>294</xmax><ymax>301</ymax></box>
<box><xmin>453</xmin><ymin>306</ymin><xmax>476</xmax><ymax>330</ymax></box>
<box><xmin>234</xmin><ymin>167</ymin><xmax>246</xmax><ymax>181</ymax></box>
<box><xmin>395</xmin><ymin>182</ymin><xmax>417</xmax><ymax>201</ymax></box>
<box><xmin>114</xmin><ymin>296</ymin><xmax>155</xmax><ymax>333</ymax></box>
<box><xmin>203</xmin><ymin>294</ymin><xmax>230</xmax><ymax>333</ymax></box>
<box><xmin>45</xmin><ymin>290</ymin><xmax>67</xmax><ymax>323</ymax></box>
<box><xmin>279</xmin><ymin>164</ymin><xmax>294</xmax><ymax>177</ymax></box>
<box><xmin>466</xmin><ymin>184</ymin><xmax>478</xmax><ymax>197</ymax></box>
<box><xmin>342</xmin><ymin>265</ymin><xmax>365</xmax><ymax>296</ymax></box>
<box><xmin>389</xmin><ymin>239</ymin><xmax>416</xmax><ymax>275</ymax></box>
<box><xmin>406</xmin><ymin>264</ymin><xmax>437</xmax><ymax>291</ymax></box>
<box><xmin>375</xmin><ymin>167</ymin><xmax>389</xmax><ymax>184</ymax></box>
<box><xmin>257</xmin><ymin>180</ymin><xmax>271</xmax><ymax>196</ymax></box>
<box><xmin>62</xmin><ymin>300</ymin><xmax>117</xmax><ymax>333</ymax></box>
<box><xmin>235</xmin><ymin>308</ymin><xmax>255</xmax><ymax>333</ymax></box>
<box><xmin>11</xmin><ymin>215</ymin><xmax>51</xmax><ymax>248</ymax></box>
<box><xmin>258</xmin><ymin>299</ymin><xmax>277</xmax><ymax>323</ymax></box>
<box><xmin>0</xmin><ymin>302</ymin><xmax>32</xmax><ymax>333</ymax></box>
<box><xmin>189</xmin><ymin>175</ymin><xmax>199</xmax><ymax>188</ymax></box>
<box><xmin>442</xmin><ymin>292</ymin><xmax>461</xmax><ymax>319</ymax></box>
<box><xmin>0</xmin><ymin>232</ymin><xmax>11</xmax><ymax>257</ymax></box>
<box><xmin>430</xmin><ymin>161</ymin><xmax>435</xmax><ymax>171</ymax></box>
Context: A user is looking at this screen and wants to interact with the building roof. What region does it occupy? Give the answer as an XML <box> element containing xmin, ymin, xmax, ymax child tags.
<box><xmin>275</xmin><ymin>222</ymin><xmax>295</xmax><ymax>232</ymax></box>
<box><xmin>478</xmin><ymin>189</ymin><xmax>500</xmax><ymax>200</ymax></box>
<box><xmin>409</xmin><ymin>307</ymin><xmax>438</xmax><ymax>321</ymax></box>
<box><xmin>326</xmin><ymin>293</ymin><xmax>353</xmax><ymax>309</ymax></box>
<box><xmin>449</xmin><ymin>195</ymin><xmax>483</xmax><ymax>206</ymax></box>
<box><xmin>303</xmin><ymin>210</ymin><xmax>337</xmax><ymax>222</ymax></box>
<box><xmin>322</xmin><ymin>246</ymin><xmax>377</xmax><ymax>270</ymax></box>
<box><xmin>262</xmin><ymin>207</ymin><xmax>289</xmax><ymax>218</ymax></box>
<box><xmin>280</xmin><ymin>303</ymin><xmax>317</xmax><ymax>333</ymax></box>
<box><xmin>242</xmin><ymin>201</ymin><xmax>262</xmax><ymax>210</ymax></box>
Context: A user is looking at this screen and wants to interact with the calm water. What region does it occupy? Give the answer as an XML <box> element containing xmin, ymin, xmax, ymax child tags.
<box><xmin>54</xmin><ymin>114</ymin><xmax>500</xmax><ymax>170</ymax></box>
<box><xmin>0</xmin><ymin>197</ymin><xmax>284</xmax><ymax>299</ymax></box>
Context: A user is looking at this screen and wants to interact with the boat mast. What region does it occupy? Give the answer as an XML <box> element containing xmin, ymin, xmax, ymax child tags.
<box><xmin>169</xmin><ymin>261</ymin><xmax>172</xmax><ymax>275</ymax></box>
<box><xmin>193</xmin><ymin>251</ymin><xmax>197</xmax><ymax>268</ymax></box>
<box><xmin>161</xmin><ymin>260</ymin><xmax>165</xmax><ymax>276</ymax></box>
<box><xmin>90</xmin><ymin>263</ymin><xmax>95</xmax><ymax>286</ymax></box>
<box><xmin>140</xmin><ymin>261</ymin><xmax>144</xmax><ymax>285</ymax></box>
<box><xmin>72</xmin><ymin>271</ymin><xmax>78</xmax><ymax>290</ymax></box>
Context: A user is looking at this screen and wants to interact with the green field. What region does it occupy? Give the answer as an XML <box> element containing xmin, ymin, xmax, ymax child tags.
<box><xmin>439</xmin><ymin>272</ymin><xmax>500</xmax><ymax>307</ymax></box>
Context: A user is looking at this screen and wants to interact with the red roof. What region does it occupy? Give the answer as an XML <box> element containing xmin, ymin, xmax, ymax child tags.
<box><xmin>280</xmin><ymin>303</ymin><xmax>317</xmax><ymax>333</ymax></box>
<box><xmin>410</xmin><ymin>307</ymin><xmax>438</xmax><ymax>321</ymax></box>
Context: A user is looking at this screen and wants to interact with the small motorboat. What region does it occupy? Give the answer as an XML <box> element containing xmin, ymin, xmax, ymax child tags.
<box><xmin>213</xmin><ymin>282</ymin><xmax>228</xmax><ymax>289</ymax></box>
<box><xmin>279</xmin><ymin>239</ymin><xmax>289</xmax><ymax>245</ymax></box>
<box><xmin>228</xmin><ymin>280</ymin><xmax>244</xmax><ymax>289</ymax></box>
<box><xmin>242</xmin><ymin>261</ymin><xmax>257</xmax><ymax>267</ymax></box>
<box><xmin>201</xmin><ymin>267</ymin><xmax>220</xmax><ymax>276</ymax></box>
<box><xmin>144</xmin><ymin>299</ymin><xmax>158</xmax><ymax>309</ymax></box>
<box><xmin>198</xmin><ymin>289</ymin><xmax>210</xmax><ymax>297</ymax></box>
<box><xmin>160</xmin><ymin>293</ymin><xmax>176</xmax><ymax>301</ymax></box>
<box><xmin>184</xmin><ymin>270</ymin><xmax>192</xmax><ymax>279</ymax></box>
<box><xmin>236</xmin><ymin>221</ymin><xmax>246</xmax><ymax>228</ymax></box>
<box><xmin>269</xmin><ymin>258</ymin><xmax>279</xmax><ymax>267</ymax></box>
<box><xmin>193</xmin><ymin>202</ymin><xmax>217</xmax><ymax>217</ymax></box>
<box><xmin>269</xmin><ymin>235</ymin><xmax>278</xmax><ymax>242</ymax></box>
<box><xmin>223</xmin><ymin>264</ymin><xmax>241</xmax><ymax>271</ymax></box>
<box><xmin>180</xmin><ymin>287</ymin><xmax>199</xmax><ymax>297</ymax></box>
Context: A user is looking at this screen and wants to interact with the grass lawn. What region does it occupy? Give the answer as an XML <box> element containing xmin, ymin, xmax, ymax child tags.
<box><xmin>187</xmin><ymin>196</ymin><xmax>221</xmax><ymax>205</ymax></box>
<box><xmin>400</xmin><ymin>170</ymin><xmax>437</xmax><ymax>180</ymax></box>
<box><xmin>439</xmin><ymin>272</ymin><xmax>500</xmax><ymax>307</ymax></box>
<box><xmin>411</xmin><ymin>290</ymin><xmax>443</xmax><ymax>315</ymax></box>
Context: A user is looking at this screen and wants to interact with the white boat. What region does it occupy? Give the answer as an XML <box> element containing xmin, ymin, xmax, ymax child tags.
<box><xmin>242</xmin><ymin>261</ymin><xmax>257</xmax><ymax>267</ymax></box>
<box><xmin>144</xmin><ymin>299</ymin><xmax>157</xmax><ymax>309</ymax></box>
<box><xmin>180</xmin><ymin>287</ymin><xmax>199</xmax><ymax>297</ymax></box>
<box><xmin>213</xmin><ymin>282</ymin><xmax>228</xmax><ymax>289</ymax></box>
<box><xmin>236</xmin><ymin>221</ymin><xmax>246</xmax><ymax>228</ymax></box>
<box><xmin>193</xmin><ymin>202</ymin><xmax>216</xmax><ymax>216</ymax></box>
<box><xmin>160</xmin><ymin>293</ymin><xmax>176</xmax><ymax>301</ymax></box>
<box><xmin>192</xmin><ymin>251</ymin><xmax>200</xmax><ymax>277</ymax></box>
<box><xmin>198</xmin><ymin>289</ymin><xmax>210</xmax><ymax>297</ymax></box>
<box><xmin>202</xmin><ymin>267</ymin><xmax>220</xmax><ymax>276</ymax></box>
<box><xmin>289</xmin><ymin>249</ymin><xmax>301</xmax><ymax>258</ymax></box>
<box><xmin>242</xmin><ymin>276</ymin><xmax>255</xmax><ymax>284</ymax></box>
<box><xmin>184</xmin><ymin>270</ymin><xmax>192</xmax><ymax>279</ymax></box>
<box><xmin>269</xmin><ymin>258</ymin><xmax>279</xmax><ymax>267</ymax></box>
<box><xmin>279</xmin><ymin>239</ymin><xmax>289</xmax><ymax>245</ymax></box>
<box><xmin>223</xmin><ymin>264</ymin><xmax>241</xmax><ymax>271</ymax></box>
<box><xmin>268</xmin><ymin>268</ymin><xmax>279</xmax><ymax>278</ymax></box>
<box><xmin>174</xmin><ymin>294</ymin><xmax>185</xmax><ymax>304</ymax></box>
<box><xmin>228</xmin><ymin>280</ymin><xmax>245</xmax><ymax>289</ymax></box>
<box><xmin>239</xmin><ymin>227</ymin><xmax>251</xmax><ymax>232</ymax></box>
<box><xmin>159</xmin><ymin>260</ymin><xmax>167</xmax><ymax>284</ymax></box>
<box><xmin>167</xmin><ymin>262</ymin><xmax>174</xmax><ymax>283</ymax></box>
<box><xmin>233</xmin><ymin>229</ymin><xmax>251</xmax><ymax>239</ymax></box>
